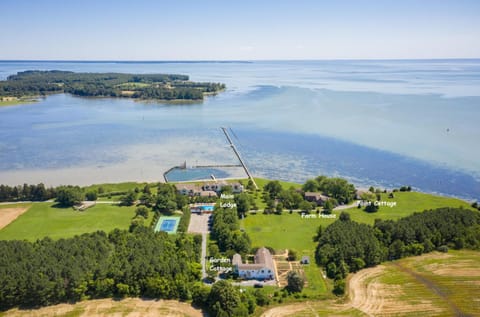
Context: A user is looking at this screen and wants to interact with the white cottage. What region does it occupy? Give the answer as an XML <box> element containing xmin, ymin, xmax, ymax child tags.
<box><xmin>232</xmin><ymin>247</ymin><xmax>275</xmax><ymax>280</ymax></box>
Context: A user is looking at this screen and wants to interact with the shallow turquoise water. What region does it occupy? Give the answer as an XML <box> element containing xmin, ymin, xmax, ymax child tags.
<box><xmin>0</xmin><ymin>60</ymin><xmax>479</xmax><ymax>199</ymax></box>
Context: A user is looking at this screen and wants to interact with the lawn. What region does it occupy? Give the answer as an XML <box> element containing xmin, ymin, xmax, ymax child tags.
<box><xmin>242</xmin><ymin>191</ymin><xmax>474</xmax><ymax>251</ymax></box>
<box><xmin>83</xmin><ymin>181</ymin><xmax>154</xmax><ymax>195</ymax></box>
<box><xmin>242</xmin><ymin>212</ymin><xmax>324</xmax><ymax>252</ymax></box>
<box><xmin>342</xmin><ymin>191</ymin><xmax>474</xmax><ymax>225</ymax></box>
<box><xmin>242</xmin><ymin>212</ymin><xmax>330</xmax><ymax>297</ymax></box>
<box><xmin>253</xmin><ymin>177</ymin><xmax>302</xmax><ymax>190</ymax></box>
<box><xmin>0</xmin><ymin>202</ymin><xmax>136</xmax><ymax>241</ymax></box>
<box><xmin>82</xmin><ymin>181</ymin><xmax>158</xmax><ymax>202</ymax></box>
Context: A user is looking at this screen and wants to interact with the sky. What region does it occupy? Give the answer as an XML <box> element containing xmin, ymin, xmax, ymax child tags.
<box><xmin>1</xmin><ymin>0</ymin><xmax>479</xmax><ymax>60</ymax></box>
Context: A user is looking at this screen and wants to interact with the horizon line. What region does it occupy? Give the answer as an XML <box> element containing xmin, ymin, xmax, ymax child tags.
<box><xmin>1</xmin><ymin>58</ymin><xmax>480</xmax><ymax>63</ymax></box>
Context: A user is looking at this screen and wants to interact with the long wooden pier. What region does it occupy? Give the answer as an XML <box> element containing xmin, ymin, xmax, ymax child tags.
<box><xmin>221</xmin><ymin>127</ymin><xmax>258</xmax><ymax>190</ymax></box>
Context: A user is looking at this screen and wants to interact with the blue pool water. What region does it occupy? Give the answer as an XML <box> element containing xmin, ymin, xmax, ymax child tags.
<box><xmin>201</xmin><ymin>206</ymin><xmax>214</xmax><ymax>212</ymax></box>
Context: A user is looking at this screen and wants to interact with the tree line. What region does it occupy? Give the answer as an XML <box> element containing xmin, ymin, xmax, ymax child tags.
<box><xmin>210</xmin><ymin>204</ymin><xmax>251</xmax><ymax>257</ymax></box>
<box><xmin>258</xmin><ymin>176</ymin><xmax>357</xmax><ymax>214</ymax></box>
<box><xmin>315</xmin><ymin>207</ymin><xmax>480</xmax><ymax>295</ymax></box>
<box><xmin>0</xmin><ymin>183</ymin><xmax>56</xmax><ymax>202</ymax></box>
<box><xmin>302</xmin><ymin>176</ymin><xmax>356</xmax><ymax>204</ymax></box>
<box><xmin>0</xmin><ymin>70</ymin><xmax>225</xmax><ymax>100</ymax></box>
<box><xmin>0</xmin><ymin>228</ymin><xmax>202</xmax><ymax>311</ymax></box>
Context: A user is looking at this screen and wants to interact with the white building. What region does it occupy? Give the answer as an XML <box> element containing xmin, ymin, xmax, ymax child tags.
<box><xmin>232</xmin><ymin>247</ymin><xmax>275</xmax><ymax>280</ymax></box>
<box><xmin>175</xmin><ymin>181</ymin><xmax>243</xmax><ymax>197</ymax></box>
<box><xmin>201</xmin><ymin>181</ymin><xmax>244</xmax><ymax>194</ymax></box>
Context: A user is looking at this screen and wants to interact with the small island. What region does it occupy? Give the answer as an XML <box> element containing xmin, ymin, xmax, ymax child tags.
<box><xmin>0</xmin><ymin>70</ymin><xmax>225</xmax><ymax>103</ymax></box>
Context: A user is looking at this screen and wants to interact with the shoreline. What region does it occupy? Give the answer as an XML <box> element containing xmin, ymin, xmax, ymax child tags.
<box><xmin>0</xmin><ymin>174</ymin><xmax>475</xmax><ymax>204</ymax></box>
<box><xmin>1</xmin><ymin>93</ymin><xmax>209</xmax><ymax>106</ymax></box>
<box><xmin>0</xmin><ymin>97</ymin><xmax>39</xmax><ymax>107</ymax></box>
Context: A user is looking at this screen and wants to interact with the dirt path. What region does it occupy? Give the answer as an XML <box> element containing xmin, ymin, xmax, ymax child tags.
<box><xmin>348</xmin><ymin>265</ymin><xmax>386</xmax><ymax>315</ymax></box>
<box><xmin>0</xmin><ymin>206</ymin><xmax>30</xmax><ymax>229</ymax></box>
<box><xmin>333</xmin><ymin>202</ymin><xmax>358</xmax><ymax>211</ymax></box>
<box><xmin>348</xmin><ymin>263</ymin><xmax>448</xmax><ymax>316</ymax></box>
<box><xmin>5</xmin><ymin>298</ymin><xmax>204</xmax><ymax>317</ymax></box>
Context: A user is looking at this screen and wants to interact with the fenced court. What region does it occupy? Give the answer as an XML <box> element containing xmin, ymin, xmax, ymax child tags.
<box><xmin>155</xmin><ymin>216</ymin><xmax>180</xmax><ymax>234</ymax></box>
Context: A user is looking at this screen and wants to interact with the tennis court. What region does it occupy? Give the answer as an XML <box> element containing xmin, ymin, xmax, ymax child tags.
<box><xmin>154</xmin><ymin>216</ymin><xmax>180</xmax><ymax>234</ymax></box>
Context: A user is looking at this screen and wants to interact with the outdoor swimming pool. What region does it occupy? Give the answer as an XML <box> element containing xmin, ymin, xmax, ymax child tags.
<box><xmin>201</xmin><ymin>205</ymin><xmax>214</xmax><ymax>212</ymax></box>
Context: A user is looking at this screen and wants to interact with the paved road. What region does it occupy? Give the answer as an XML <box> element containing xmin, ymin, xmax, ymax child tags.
<box><xmin>333</xmin><ymin>202</ymin><xmax>358</xmax><ymax>211</ymax></box>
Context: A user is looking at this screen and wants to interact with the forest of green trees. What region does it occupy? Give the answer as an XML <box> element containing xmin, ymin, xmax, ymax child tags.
<box><xmin>0</xmin><ymin>228</ymin><xmax>202</xmax><ymax>311</ymax></box>
<box><xmin>0</xmin><ymin>70</ymin><xmax>225</xmax><ymax>100</ymax></box>
<box><xmin>315</xmin><ymin>207</ymin><xmax>480</xmax><ymax>295</ymax></box>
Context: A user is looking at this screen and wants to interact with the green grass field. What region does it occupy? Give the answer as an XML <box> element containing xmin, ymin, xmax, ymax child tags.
<box><xmin>377</xmin><ymin>250</ymin><xmax>480</xmax><ymax>316</ymax></box>
<box><xmin>0</xmin><ymin>202</ymin><xmax>136</xmax><ymax>241</ymax></box>
<box><xmin>83</xmin><ymin>181</ymin><xmax>153</xmax><ymax>194</ymax></box>
<box><xmin>242</xmin><ymin>212</ymin><xmax>330</xmax><ymax>297</ymax></box>
<box><xmin>242</xmin><ymin>190</ymin><xmax>473</xmax><ymax>252</ymax></box>
<box><xmin>116</xmin><ymin>82</ymin><xmax>151</xmax><ymax>88</ymax></box>
<box><xmin>391</xmin><ymin>250</ymin><xmax>480</xmax><ymax>315</ymax></box>
<box><xmin>0</xmin><ymin>203</ymin><xmax>32</xmax><ymax>209</ymax></box>
<box><xmin>0</xmin><ymin>98</ymin><xmax>37</xmax><ymax>107</ymax></box>
<box><xmin>82</xmin><ymin>181</ymin><xmax>159</xmax><ymax>202</ymax></box>
<box><xmin>253</xmin><ymin>177</ymin><xmax>302</xmax><ymax>190</ymax></box>
<box><xmin>343</xmin><ymin>191</ymin><xmax>474</xmax><ymax>225</ymax></box>
<box><xmin>242</xmin><ymin>213</ymin><xmax>320</xmax><ymax>252</ymax></box>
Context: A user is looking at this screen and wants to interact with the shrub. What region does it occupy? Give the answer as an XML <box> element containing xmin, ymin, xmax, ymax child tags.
<box><xmin>286</xmin><ymin>271</ymin><xmax>304</xmax><ymax>293</ymax></box>
<box><xmin>135</xmin><ymin>206</ymin><xmax>149</xmax><ymax>219</ymax></box>
<box><xmin>437</xmin><ymin>245</ymin><xmax>449</xmax><ymax>253</ymax></box>
<box><xmin>287</xmin><ymin>249</ymin><xmax>297</xmax><ymax>261</ymax></box>
<box><xmin>333</xmin><ymin>279</ymin><xmax>345</xmax><ymax>295</ymax></box>
<box><xmin>85</xmin><ymin>191</ymin><xmax>97</xmax><ymax>201</ymax></box>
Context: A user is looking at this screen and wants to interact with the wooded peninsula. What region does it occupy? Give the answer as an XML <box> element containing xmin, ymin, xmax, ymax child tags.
<box><xmin>0</xmin><ymin>70</ymin><xmax>225</xmax><ymax>101</ymax></box>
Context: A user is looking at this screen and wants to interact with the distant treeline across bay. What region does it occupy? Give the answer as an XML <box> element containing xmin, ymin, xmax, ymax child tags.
<box><xmin>0</xmin><ymin>70</ymin><xmax>225</xmax><ymax>101</ymax></box>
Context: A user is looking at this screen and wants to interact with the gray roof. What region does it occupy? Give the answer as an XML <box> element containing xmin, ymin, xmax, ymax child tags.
<box><xmin>254</xmin><ymin>247</ymin><xmax>274</xmax><ymax>271</ymax></box>
<box><xmin>232</xmin><ymin>253</ymin><xmax>242</xmax><ymax>266</ymax></box>
<box><xmin>304</xmin><ymin>192</ymin><xmax>329</xmax><ymax>201</ymax></box>
<box><xmin>232</xmin><ymin>247</ymin><xmax>274</xmax><ymax>272</ymax></box>
<box><xmin>237</xmin><ymin>263</ymin><xmax>266</xmax><ymax>270</ymax></box>
<box><xmin>175</xmin><ymin>183</ymin><xmax>199</xmax><ymax>191</ymax></box>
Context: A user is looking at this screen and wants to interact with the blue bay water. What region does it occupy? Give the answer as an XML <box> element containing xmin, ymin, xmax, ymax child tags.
<box><xmin>0</xmin><ymin>60</ymin><xmax>479</xmax><ymax>199</ymax></box>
